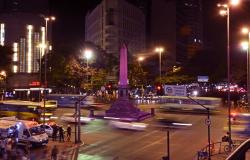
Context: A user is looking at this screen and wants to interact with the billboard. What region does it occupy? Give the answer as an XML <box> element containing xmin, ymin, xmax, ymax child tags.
<box><xmin>164</xmin><ymin>85</ymin><xmax>187</xmax><ymax>96</ymax></box>
<box><xmin>197</xmin><ymin>76</ymin><xmax>209</xmax><ymax>82</ymax></box>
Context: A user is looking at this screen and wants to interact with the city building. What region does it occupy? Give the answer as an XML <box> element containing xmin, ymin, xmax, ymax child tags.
<box><xmin>85</xmin><ymin>0</ymin><xmax>146</xmax><ymax>58</ymax></box>
<box><xmin>0</xmin><ymin>0</ymin><xmax>49</xmax><ymax>91</ymax></box>
<box><xmin>150</xmin><ymin>0</ymin><xmax>203</xmax><ymax>66</ymax></box>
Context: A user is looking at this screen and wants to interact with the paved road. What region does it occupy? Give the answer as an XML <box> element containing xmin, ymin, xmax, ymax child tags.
<box><xmin>52</xmin><ymin>106</ymin><xmax>228</xmax><ymax>160</ymax></box>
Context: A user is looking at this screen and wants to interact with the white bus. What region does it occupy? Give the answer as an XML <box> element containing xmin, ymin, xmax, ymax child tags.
<box><xmin>158</xmin><ymin>96</ymin><xmax>222</xmax><ymax>111</ymax></box>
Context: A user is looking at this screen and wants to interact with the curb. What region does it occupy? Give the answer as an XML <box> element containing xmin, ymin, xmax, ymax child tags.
<box><xmin>71</xmin><ymin>142</ymin><xmax>85</xmax><ymax>160</ymax></box>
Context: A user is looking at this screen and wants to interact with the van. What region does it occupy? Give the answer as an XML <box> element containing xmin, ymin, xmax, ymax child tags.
<box><xmin>0</xmin><ymin>118</ymin><xmax>49</xmax><ymax>147</ymax></box>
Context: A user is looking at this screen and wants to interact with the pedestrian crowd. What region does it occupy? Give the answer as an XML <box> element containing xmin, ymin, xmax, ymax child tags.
<box><xmin>52</xmin><ymin>124</ymin><xmax>72</xmax><ymax>142</ymax></box>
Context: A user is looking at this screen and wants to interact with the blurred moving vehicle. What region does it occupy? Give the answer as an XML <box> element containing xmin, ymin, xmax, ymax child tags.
<box><xmin>109</xmin><ymin>120</ymin><xmax>148</xmax><ymax>131</ymax></box>
<box><xmin>228</xmin><ymin>112</ymin><xmax>250</xmax><ymax>136</ymax></box>
<box><xmin>60</xmin><ymin>113</ymin><xmax>94</xmax><ymax>123</ymax></box>
<box><xmin>156</xmin><ymin>118</ymin><xmax>192</xmax><ymax>129</ymax></box>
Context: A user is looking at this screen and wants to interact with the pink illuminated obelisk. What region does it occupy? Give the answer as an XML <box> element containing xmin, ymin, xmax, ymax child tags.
<box><xmin>105</xmin><ymin>44</ymin><xmax>150</xmax><ymax>121</ymax></box>
<box><xmin>118</xmin><ymin>44</ymin><xmax>129</xmax><ymax>99</ymax></box>
<box><xmin>119</xmin><ymin>44</ymin><xmax>128</xmax><ymax>87</ymax></box>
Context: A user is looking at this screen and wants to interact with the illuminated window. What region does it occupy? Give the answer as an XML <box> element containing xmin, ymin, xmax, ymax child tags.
<box><xmin>27</xmin><ymin>25</ymin><xmax>33</xmax><ymax>73</ymax></box>
<box><xmin>0</xmin><ymin>23</ymin><xmax>5</xmax><ymax>46</ymax></box>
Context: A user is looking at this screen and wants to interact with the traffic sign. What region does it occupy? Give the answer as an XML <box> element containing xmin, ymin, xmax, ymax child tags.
<box><xmin>101</xmin><ymin>86</ymin><xmax>105</xmax><ymax>91</ymax></box>
<box><xmin>205</xmin><ymin>119</ymin><xmax>211</xmax><ymax>126</ymax></box>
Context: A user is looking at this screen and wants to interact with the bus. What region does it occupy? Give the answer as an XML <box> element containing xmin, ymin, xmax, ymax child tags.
<box><xmin>158</xmin><ymin>96</ymin><xmax>222</xmax><ymax>112</ymax></box>
<box><xmin>47</xmin><ymin>94</ymin><xmax>88</xmax><ymax>107</ymax></box>
<box><xmin>136</xmin><ymin>96</ymin><xmax>222</xmax><ymax>112</ymax></box>
<box><xmin>0</xmin><ymin>100</ymin><xmax>57</xmax><ymax>121</ymax></box>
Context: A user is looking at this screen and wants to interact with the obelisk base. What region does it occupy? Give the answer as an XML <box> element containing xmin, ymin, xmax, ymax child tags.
<box><xmin>105</xmin><ymin>85</ymin><xmax>151</xmax><ymax>122</ymax></box>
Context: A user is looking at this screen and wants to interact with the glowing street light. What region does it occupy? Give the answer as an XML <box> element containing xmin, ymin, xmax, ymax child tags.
<box><xmin>0</xmin><ymin>70</ymin><xmax>6</xmax><ymax>77</ymax></box>
<box><xmin>242</xmin><ymin>27</ymin><xmax>249</xmax><ymax>34</ymax></box>
<box><xmin>137</xmin><ymin>56</ymin><xmax>144</xmax><ymax>66</ymax></box>
<box><xmin>241</xmin><ymin>27</ymin><xmax>250</xmax><ymax>108</ymax></box>
<box><xmin>155</xmin><ymin>47</ymin><xmax>164</xmax><ymax>84</ymax></box>
<box><xmin>42</xmin><ymin>15</ymin><xmax>56</xmax><ymax>125</ymax></box>
<box><xmin>230</xmin><ymin>0</ymin><xmax>240</xmax><ymax>6</ymax></box>
<box><xmin>138</xmin><ymin>56</ymin><xmax>144</xmax><ymax>62</ymax></box>
<box><xmin>217</xmin><ymin>0</ymin><xmax>241</xmax><ymax>156</ymax></box>
<box><xmin>84</xmin><ymin>49</ymin><xmax>93</xmax><ymax>68</ymax></box>
<box><xmin>241</xmin><ymin>41</ymin><xmax>248</xmax><ymax>51</ymax></box>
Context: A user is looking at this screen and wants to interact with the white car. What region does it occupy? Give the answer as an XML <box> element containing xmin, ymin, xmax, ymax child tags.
<box><xmin>40</xmin><ymin>124</ymin><xmax>54</xmax><ymax>137</ymax></box>
<box><xmin>109</xmin><ymin>120</ymin><xmax>148</xmax><ymax>131</ymax></box>
<box><xmin>60</xmin><ymin>113</ymin><xmax>94</xmax><ymax>123</ymax></box>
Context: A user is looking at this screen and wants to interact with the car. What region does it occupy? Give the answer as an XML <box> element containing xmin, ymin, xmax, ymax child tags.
<box><xmin>40</xmin><ymin>124</ymin><xmax>54</xmax><ymax>137</ymax></box>
<box><xmin>60</xmin><ymin>113</ymin><xmax>95</xmax><ymax>123</ymax></box>
<box><xmin>156</xmin><ymin>118</ymin><xmax>192</xmax><ymax>129</ymax></box>
<box><xmin>109</xmin><ymin>120</ymin><xmax>148</xmax><ymax>131</ymax></box>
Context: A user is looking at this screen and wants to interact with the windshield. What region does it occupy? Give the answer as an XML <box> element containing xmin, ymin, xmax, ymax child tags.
<box><xmin>29</xmin><ymin>126</ymin><xmax>44</xmax><ymax>136</ymax></box>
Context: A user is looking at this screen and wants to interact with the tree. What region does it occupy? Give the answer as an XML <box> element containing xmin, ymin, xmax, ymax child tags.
<box><xmin>128</xmin><ymin>60</ymin><xmax>147</xmax><ymax>88</ymax></box>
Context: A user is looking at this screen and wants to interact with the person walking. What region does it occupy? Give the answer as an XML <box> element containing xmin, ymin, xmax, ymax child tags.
<box><xmin>66</xmin><ymin>125</ymin><xmax>71</xmax><ymax>142</ymax></box>
<box><xmin>51</xmin><ymin>145</ymin><xmax>58</xmax><ymax>160</ymax></box>
<box><xmin>52</xmin><ymin>125</ymin><xmax>58</xmax><ymax>141</ymax></box>
<box><xmin>59</xmin><ymin>126</ymin><xmax>64</xmax><ymax>142</ymax></box>
<box><xmin>6</xmin><ymin>138</ymin><xmax>12</xmax><ymax>159</ymax></box>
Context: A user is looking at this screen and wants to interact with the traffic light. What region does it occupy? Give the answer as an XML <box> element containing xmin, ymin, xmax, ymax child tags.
<box><xmin>106</xmin><ymin>84</ymin><xmax>113</xmax><ymax>94</ymax></box>
<box><xmin>156</xmin><ymin>85</ymin><xmax>163</xmax><ymax>95</ymax></box>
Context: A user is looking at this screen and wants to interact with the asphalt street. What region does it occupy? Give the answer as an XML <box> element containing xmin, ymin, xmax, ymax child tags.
<box><xmin>50</xmin><ymin>106</ymin><xmax>228</xmax><ymax>160</ymax></box>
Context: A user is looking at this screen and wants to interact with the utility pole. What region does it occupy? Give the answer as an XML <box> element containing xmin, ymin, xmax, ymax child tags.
<box><xmin>187</xmin><ymin>96</ymin><xmax>211</xmax><ymax>160</ymax></box>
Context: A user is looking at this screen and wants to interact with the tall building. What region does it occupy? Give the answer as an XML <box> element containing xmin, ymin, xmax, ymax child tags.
<box><xmin>0</xmin><ymin>0</ymin><xmax>49</xmax><ymax>89</ymax></box>
<box><xmin>85</xmin><ymin>0</ymin><xmax>146</xmax><ymax>58</ymax></box>
<box><xmin>0</xmin><ymin>0</ymin><xmax>49</xmax><ymax>74</ymax></box>
<box><xmin>150</xmin><ymin>0</ymin><xmax>203</xmax><ymax>66</ymax></box>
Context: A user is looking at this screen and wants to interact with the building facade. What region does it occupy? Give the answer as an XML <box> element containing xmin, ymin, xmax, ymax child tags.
<box><xmin>0</xmin><ymin>0</ymin><xmax>49</xmax><ymax>90</ymax></box>
<box><xmin>85</xmin><ymin>0</ymin><xmax>146</xmax><ymax>58</ymax></box>
<box><xmin>0</xmin><ymin>14</ymin><xmax>45</xmax><ymax>73</ymax></box>
<box><xmin>150</xmin><ymin>0</ymin><xmax>203</xmax><ymax>66</ymax></box>
<box><xmin>0</xmin><ymin>0</ymin><xmax>49</xmax><ymax>74</ymax></box>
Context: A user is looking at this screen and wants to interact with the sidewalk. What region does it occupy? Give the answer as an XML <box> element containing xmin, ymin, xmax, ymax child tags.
<box><xmin>30</xmin><ymin>138</ymin><xmax>82</xmax><ymax>160</ymax></box>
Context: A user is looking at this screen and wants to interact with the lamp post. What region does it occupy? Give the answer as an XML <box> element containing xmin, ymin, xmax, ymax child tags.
<box><xmin>187</xmin><ymin>96</ymin><xmax>211</xmax><ymax>160</ymax></box>
<box><xmin>217</xmin><ymin>0</ymin><xmax>240</xmax><ymax>148</ymax></box>
<box><xmin>137</xmin><ymin>56</ymin><xmax>145</xmax><ymax>99</ymax></box>
<box><xmin>84</xmin><ymin>49</ymin><xmax>93</xmax><ymax>68</ymax></box>
<box><xmin>84</xmin><ymin>49</ymin><xmax>93</xmax><ymax>89</ymax></box>
<box><xmin>155</xmin><ymin>47</ymin><xmax>164</xmax><ymax>84</ymax></box>
<box><xmin>137</xmin><ymin>56</ymin><xmax>144</xmax><ymax>67</ymax></box>
<box><xmin>38</xmin><ymin>43</ymin><xmax>47</xmax><ymax>102</ymax></box>
<box><xmin>0</xmin><ymin>70</ymin><xmax>6</xmax><ymax>101</ymax></box>
<box><xmin>43</xmin><ymin>16</ymin><xmax>55</xmax><ymax>125</ymax></box>
<box><xmin>241</xmin><ymin>28</ymin><xmax>250</xmax><ymax>107</ymax></box>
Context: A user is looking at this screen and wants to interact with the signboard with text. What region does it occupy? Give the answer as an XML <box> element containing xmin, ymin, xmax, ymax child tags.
<box><xmin>164</xmin><ymin>85</ymin><xmax>187</xmax><ymax>96</ymax></box>
<box><xmin>197</xmin><ymin>76</ymin><xmax>209</xmax><ymax>82</ymax></box>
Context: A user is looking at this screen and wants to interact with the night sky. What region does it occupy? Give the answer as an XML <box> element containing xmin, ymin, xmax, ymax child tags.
<box><xmin>49</xmin><ymin>0</ymin><xmax>250</xmax><ymax>64</ymax></box>
<box><xmin>49</xmin><ymin>0</ymin><xmax>101</xmax><ymax>51</ymax></box>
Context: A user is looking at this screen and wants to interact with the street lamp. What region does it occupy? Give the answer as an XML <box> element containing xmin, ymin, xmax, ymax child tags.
<box><xmin>44</xmin><ymin>16</ymin><xmax>56</xmax><ymax>88</ymax></box>
<box><xmin>84</xmin><ymin>49</ymin><xmax>93</xmax><ymax>68</ymax></box>
<box><xmin>84</xmin><ymin>49</ymin><xmax>93</xmax><ymax>90</ymax></box>
<box><xmin>137</xmin><ymin>56</ymin><xmax>144</xmax><ymax>67</ymax></box>
<box><xmin>217</xmin><ymin>0</ymin><xmax>241</xmax><ymax>150</ymax></box>
<box><xmin>241</xmin><ymin>27</ymin><xmax>250</xmax><ymax>107</ymax></box>
<box><xmin>155</xmin><ymin>47</ymin><xmax>164</xmax><ymax>84</ymax></box>
<box><xmin>0</xmin><ymin>70</ymin><xmax>6</xmax><ymax>101</ymax></box>
<box><xmin>38</xmin><ymin>43</ymin><xmax>47</xmax><ymax>101</ymax></box>
<box><xmin>43</xmin><ymin>16</ymin><xmax>55</xmax><ymax>125</ymax></box>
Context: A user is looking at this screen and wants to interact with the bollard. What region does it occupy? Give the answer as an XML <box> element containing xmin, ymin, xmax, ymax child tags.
<box><xmin>89</xmin><ymin>109</ymin><xmax>94</xmax><ymax>117</ymax></box>
<box><xmin>151</xmin><ymin>108</ymin><xmax>155</xmax><ymax>116</ymax></box>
